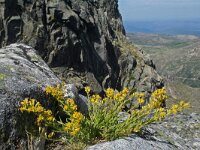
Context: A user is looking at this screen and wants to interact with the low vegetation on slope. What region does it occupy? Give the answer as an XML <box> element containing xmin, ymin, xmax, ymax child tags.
<box><xmin>127</xmin><ymin>33</ymin><xmax>200</xmax><ymax>113</ymax></box>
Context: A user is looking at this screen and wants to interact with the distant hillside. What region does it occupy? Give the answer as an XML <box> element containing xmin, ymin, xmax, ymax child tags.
<box><xmin>127</xmin><ymin>32</ymin><xmax>200</xmax><ymax>113</ymax></box>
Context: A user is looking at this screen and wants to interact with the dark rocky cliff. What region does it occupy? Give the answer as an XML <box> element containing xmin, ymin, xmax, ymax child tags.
<box><xmin>0</xmin><ymin>0</ymin><xmax>163</xmax><ymax>93</ymax></box>
<box><xmin>0</xmin><ymin>0</ymin><xmax>124</xmax><ymax>91</ymax></box>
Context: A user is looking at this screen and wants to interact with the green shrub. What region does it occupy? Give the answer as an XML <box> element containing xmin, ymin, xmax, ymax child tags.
<box><xmin>19</xmin><ymin>84</ymin><xmax>189</xmax><ymax>146</ymax></box>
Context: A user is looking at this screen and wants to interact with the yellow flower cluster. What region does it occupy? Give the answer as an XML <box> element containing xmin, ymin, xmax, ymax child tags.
<box><xmin>130</xmin><ymin>88</ymin><xmax>190</xmax><ymax>124</ymax></box>
<box><xmin>85</xmin><ymin>87</ymin><xmax>129</xmax><ymax>104</ymax></box>
<box><xmin>121</xmin><ymin>87</ymin><xmax>129</xmax><ymax>96</ymax></box>
<box><xmin>179</xmin><ymin>100</ymin><xmax>190</xmax><ymax>109</ymax></box>
<box><xmin>105</xmin><ymin>88</ymin><xmax>114</xmax><ymax>98</ymax></box>
<box><xmin>19</xmin><ymin>98</ymin><xmax>44</xmax><ymax>113</ymax></box>
<box><xmin>19</xmin><ymin>98</ymin><xmax>55</xmax><ymax>126</ymax></box>
<box><xmin>63</xmin><ymin>98</ymin><xmax>77</xmax><ymax>113</ymax></box>
<box><xmin>134</xmin><ymin>92</ymin><xmax>145</xmax><ymax>104</ymax></box>
<box><xmin>45</xmin><ymin>84</ymin><xmax>64</xmax><ymax>101</ymax></box>
<box><xmin>149</xmin><ymin>88</ymin><xmax>168</xmax><ymax>108</ymax></box>
<box><xmin>151</xmin><ymin>88</ymin><xmax>168</xmax><ymax>102</ymax></box>
<box><xmin>153</xmin><ymin>100</ymin><xmax>190</xmax><ymax>121</ymax></box>
<box><xmin>113</xmin><ymin>87</ymin><xmax>129</xmax><ymax>101</ymax></box>
<box><xmin>37</xmin><ymin>114</ymin><xmax>45</xmax><ymax>125</ymax></box>
<box><xmin>153</xmin><ymin>107</ymin><xmax>166</xmax><ymax>121</ymax></box>
<box><xmin>90</xmin><ymin>94</ymin><xmax>101</xmax><ymax>104</ymax></box>
<box><xmin>168</xmin><ymin>101</ymin><xmax>190</xmax><ymax>115</ymax></box>
<box><xmin>64</xmin><ymin>112</ymin><xmax>83</xmax><ymax>136</ymax></box>
<box><xmin>37</xmin><ymin>109</ymin><xmax>54</xmax><ymax>126</ymax></box>
<box><xmin>71</xmin><ymin>112</ymin><xmax>83</xmax><ymax>122</ymax></box>
<box><xmin>62</xmin><ymin>98</ymin><xmax>84</xmax><ymax>136</ymax></box>
<box><xmin>19</xmin><ymin>84</ymin><xmax>190</xmax><ymax>143</ymax></box>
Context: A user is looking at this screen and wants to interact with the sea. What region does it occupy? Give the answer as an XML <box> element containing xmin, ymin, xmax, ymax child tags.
<box><xmin>124</xmin><ymin>20</ymin><xmax>200</xmax><ymax>36</ymax></box>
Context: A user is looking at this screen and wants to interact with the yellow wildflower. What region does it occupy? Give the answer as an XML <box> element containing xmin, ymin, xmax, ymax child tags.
<box><xmin>47</xmin><ymin>116</ymin><xmax>55</xmax><ymax>122</ymax></box>
<box><xmin>64</xmin><ymin>122</ymin><xmax>72</xmax><ymax>132</ymax></box>
<box><xmin>158</xmin><ymin>108</ymin><xmax>166</xmax><ymax>119</ymax></box>
<box><xmin>70</xmin><ymin>127</ymin><xmax>80</xmax><ymax>136</ymax></box>
<box><xmin>37</xmin><ymin>114</ymin><xmax>44</xmax><ymax>126</ymax></box>
<box><xmin>159</xmin><ymin>111</ymin><xmax>166</xmax><ymax>119</ymax></box>
<box><xmin>121</xmin><ymin>87</ymin><xmax>129</xmax><ymax>96</ymax></box>
<box><xmin>65</xmin><ymin>98</ymin><xmax>77</xmax><ymax>112</ymax></box>
<box><xmin>35</xmin><ymin>105</ymin><xmax>44</xmax><ymax>113</ymax></box>
<box><xmin>64</xmin><ymin>105</ymin><xmax>68</xmax><ymax>111</ymax></box>
<box><xmin>45</xmin><ymin>85</ymin><xmax>64</xmax><ymax>101</ymax></box>
<box><xmin>113</xmin><ymin>92</ymin><xmax>125</xmax><ymax>102</ymax></box>
<box><xmin>20</xmin><ymin>98</ymin><xmax>29</xmax><ymax>106</ymax></box>
<box><xmin>44</xmin><ymin>110</ymin><xmax>52</xmax><ymax>116</ymax></box>
<box><xmin>179</xmin><ymin>101</ymin><xmax>190</xmax><ymax>109</ymax></box>
<box><xmin>72</xmin><ymin>112</ymin><xmax>83</xmax><ymax>122</ymax></box>
<box><xmin>135</xmin><ymin>92</ymin><xmax>145</xmax><ymax>98</ymax></box>
<box><xmin>150</xmin><ymin>99</ymin><xmax>161</xmax><ymax>108</ymax></box>
<box><xmin>151</xmin><ymin>88</ymin><xmax>168</xmax><ymax>103</ymax></box>
<box><xmin>85</xmin><ymin>86</ymin><xmax>91</xmax><ymax>95</ymax></box>
<box><xmin>106</xmin><ymin>88</ymin><xmax>114</xmax><ymax>98</ymax></box>
<box><xmin>64</xmin><ymin>122</ymin><xmax>81</xmax><ymax>136</ymax></box>
<box><xmin>171</xmin><ymin>104</ymin><xmax>179</xmax><ymax>114</ymax></box>
<box><xmin>114</xmin><ymin>93</ymin><xmax>121</xmax><ymax>101</ymax></box>
<box><xmin>90</xmin><ymin>94</ymin><xmax>101</xmax><ymax>104</ymax></box>
<box><xmin>183</xmin><ymin>102</ymin><xmax>190</xmax><ymax>109</ymax></box>
<box><xmin>67</xmin><ymin>98</ymin><xmax>75</xmax><ymax>105</ymax></box>
<box><xmin>137</xmin><ymin>98</ymin><xmax>145</xmax><ymax>104</ymax></box>
<box><xmin>179</xmin><ymin>100</ymin><xmax>185</xmax><ymax>106</ymax></box>
<box><xmin>19</xmin><ymin>107</ymin><xmax>26</xmax><ymax>112</ymax></box>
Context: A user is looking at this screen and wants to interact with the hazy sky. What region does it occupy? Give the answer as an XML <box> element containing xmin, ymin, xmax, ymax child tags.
<box><xmin>119</xmin><ymin>0</ymin><xmax>200</xmax><ymax>21</ymax></box>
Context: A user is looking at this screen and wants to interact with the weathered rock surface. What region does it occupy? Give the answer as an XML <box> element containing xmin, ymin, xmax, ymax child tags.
<box><xmin>88</xmin><ymin>113</ymin><xmax>200</xmax><ymax>150</ymax></box>
<box><xmin>119</xmin><ymin>50</ymin><xmax>164</xmax><ymax>95</ymax></box>
<box><xmin>0</xmin><ymin>43</ymin><xmax>60</xmax><ymax>149</ymax></box>
<box><xmin>0</xmin><ymin>0</ymin><xmax>124</xmax><ymax>92</ymax></box>
<box><xmin>88</xmin><ymin>135</ymin><xmax>176</xmax><ymax>150</ymax></box>
<box><xmin>0</xmin><ymin>0</ymin><xmax>163</xmax><ymax>93</ymax></box>
<box><xmin>146</xmin><ymin>113</ymin><xmax>200</xmax><ymax>150</ymax></box>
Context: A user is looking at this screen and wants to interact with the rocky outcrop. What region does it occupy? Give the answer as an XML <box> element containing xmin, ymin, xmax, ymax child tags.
<box><xmin>88</xmin><ymin>135</ymin><xmax>176</xmax><ymax>150</ymax></box>
<box><xmin>119</xmin><ymin>50</ymin><xmax>163</xmax><ymax>95</ymax></box>
<box><xmin>0</xmin><ymin>0</ymin><xmax>124</xmax><ymax>92</ymax></box>
<box><xmin>88</xmin><ymin>113</ymin><xmax>200</xmax><ymax>150</ymax></box>
<box><xmin>0</xmin><ymin>44</ymin><xmax>60</xmax><ymax>149</ymax></box>
<box><xmin>0</xmin><ymin>0</ymin><xmax>163</xmax><ymax>93</ymax></box>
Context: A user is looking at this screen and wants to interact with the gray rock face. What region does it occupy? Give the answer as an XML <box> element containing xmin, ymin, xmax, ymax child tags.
<box><xmin>88</xmin><ymin>136</ymin><xmax>176</xmax><ymax>150</ymax></box>
<box><xmin>0</xmin><ymin>44</ymin><xmax>60</xmax><ymax>149</ymax></box>
<box><xmin>0</xmin><ymin>0</ymin><xmax>125</xmax><ymax>92</ymax></box>
<box><xmin>147</xmin><ymin>113</ymin><xmax>200</xmax><ymax>150</ymax></box>
<box><xmin>0</xmin><ymin>0</ymin><xmax>163</xmax><ymax>93</ymax></box>
<box><xmin>88</xmin><ymin>113</ymin><xmax>200</xmax><ymax>150</ymax></box>
<box><xmin>119</xmin><ymin>51</ymin><xmax>164</xmax><ymax>94</ymax></box>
